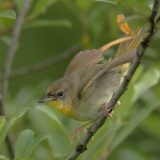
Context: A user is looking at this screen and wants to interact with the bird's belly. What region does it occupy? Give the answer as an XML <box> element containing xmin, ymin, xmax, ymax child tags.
<box><xmin>73</xmin><ymin>69</ymin><xmax>120</xmax><ymax>121</ymax></box>
<box><xmin>72</xmin><ymin>95</ymin><xmax>112</xmax><ymax>121</ymax></box>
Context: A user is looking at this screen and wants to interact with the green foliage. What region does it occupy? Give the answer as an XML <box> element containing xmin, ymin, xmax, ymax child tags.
<box><xmin>15</xmin><ymin>130</ymin><xmax>49</xmax><ymax>160</ymax></box>
<box><xmin>0</xmin><ymin>0</ymin><xmax>160</xmax><ymax>160</ymax></box>
<box><xmin>28</xmin><ymin>0</ymin><xmax>58</xmax><ymax>20</ymax></box>
<box><xmin>25</xmin><ymin>19</ymin><xmax>72</xmax><ymax>29</ymax></box>
<box><xmin>0</xmin><ymin>155</ymin><xmax>9</xmax><ymax>160</ymax></box>
<box><xmin>133</xmin><ymin>68</ymin><xmax>160</xmax><ymax>102</ymax></box>
<box><xmin>0</xmin><ymin>10</ymin><xmax>16</xmax><ymax>19</ymax></box>
<box><xmin>0</xmin><ymin>109</ymin><xmax>28</xmax><ymax>145</ymax></box>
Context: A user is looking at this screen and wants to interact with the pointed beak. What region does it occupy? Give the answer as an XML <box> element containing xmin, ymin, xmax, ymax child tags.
<box><xmin>38</xmin><ymin>95</ymin><xmax>56</xmax><ymax>103</ymax></box>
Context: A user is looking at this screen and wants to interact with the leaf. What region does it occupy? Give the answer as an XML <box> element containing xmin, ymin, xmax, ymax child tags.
<box><xmin>0</xmin><ymin>117</ymin><xmax>6</xmax><ymax>130</ymax></box>
<box><xmin>25</xmin><ymin>20</ymin><xmax>72</xmax><ymax>29</ymax></box>
<box><xmin>0</xmin><ymin>108</ymin><xmax>28</xmax><ymax>144</ymax></box>
<box><xmin>36</xmin><ymin>105</ymin><xmax>68</xmax><ymax>137</ymax></box>
<box><xmin>0</xmin><ymin>10</ymin><xmax>16</xmax><ymax>19</ymax></box>
<box><xmin>15</xmin><ymin>130</ymin><xmax>34</xmax><ymax>158</ymax></box>
<box><xmin>133</xmin><ymin>68</ymin><xmax>160</xmax><ymax>102</ymax></box>
<box><xmin>0</xmin><ymin>117</ymin><xmax>7</xmax><ymax>145</ymax></box>
<box><xmin>15</xmin><ymin>130</ymin><xmax>49</xmax><ymax>159</ymax></box>
<box><xmin>0</xmin><ymin>36</ymin><xmax>11</xmax><ymax>46</ymax></box>
<box><xmin>28</xmin><ymin>0</ymin><xmax>58</xmax><ymax>20</ymax></box>
<box><xmin>25</xmin><ymin>135</ymin><xmax>50</xmax><ymax>157</ymax></box>
<box><xmin>108</xmin><ymin>94</ymin><xmax>160</xmax><ymax>154</ymax></box>
<box><xmin>0</xmin><ymin>155</ymin><xmax>9</xmax><ymax>160</ymax></box>
<box><xmin>93</xmin><ymin>0</ymin><xmax>117</xmax><ymax>5</ymax></box>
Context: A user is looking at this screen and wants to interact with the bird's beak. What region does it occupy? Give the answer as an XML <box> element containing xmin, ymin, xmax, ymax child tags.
<box><xmin>38</xmin><ymin>95</ymin><xmax>56</xmax><ymax>103</ymax></box>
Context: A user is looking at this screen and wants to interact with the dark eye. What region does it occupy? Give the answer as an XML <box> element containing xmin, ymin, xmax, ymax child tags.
<box><xmin>57</xmin><ymin>91</ymin><xmax>64</xmax><ymax>97</ymax></box>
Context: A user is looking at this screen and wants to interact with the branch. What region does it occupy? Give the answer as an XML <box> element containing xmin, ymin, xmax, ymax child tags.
<box><xmin>67</xmin><ymin>0</ymin><xmax>160</xmax><ymax>159</ymax></box>
<box><xmin>0</xmin><ymin>0</ymin><xmax>31</xmax><ymax>159</ymax></box>
<box><xmin>9</xmin><ymin>43</ymin><xmax>81</xmax><ymax>79</ymax></box>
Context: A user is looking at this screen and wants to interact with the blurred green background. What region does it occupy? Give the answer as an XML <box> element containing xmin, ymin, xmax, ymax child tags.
<box><xmin>0</xmin><ymin>0</ymin><xmax>160</xmax><ymax>160</ymax></box>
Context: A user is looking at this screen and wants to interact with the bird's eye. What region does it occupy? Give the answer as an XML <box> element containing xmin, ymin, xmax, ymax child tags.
<box><xmin>57</xmin><ymin>91</ymin><xmax>64</xmax><ymax>97</ymax></box>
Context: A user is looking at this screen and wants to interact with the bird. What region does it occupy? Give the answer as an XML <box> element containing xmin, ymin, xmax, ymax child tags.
<box><xmin>39</xmin><ymin>29</ymin><xmax>145</xmax><ymax>122</ymax></box>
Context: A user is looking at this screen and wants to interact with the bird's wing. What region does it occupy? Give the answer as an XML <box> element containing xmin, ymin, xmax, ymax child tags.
<box><xmin>64</xmin><ymin>49</ymin><xmax>103</xmax><ymax>77</ymax></box>
<box><xmin>80</xmin><ymin>28</ymin><xmax>146</xmax><ymax>97</ymax></box>
<box><xmin>80</xmin><ymin>49</ymin><xmax>136</xmax><ymax>97</ymax></box>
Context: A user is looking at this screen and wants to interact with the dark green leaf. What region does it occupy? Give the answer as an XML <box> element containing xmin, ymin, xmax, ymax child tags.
<box><xmin>28</xmin><ymin>0</ymin><xmax>58</xmax><ymax>20</ymax></box>
<box><xmin>25</xmin><ymin>20</ymin><xmax>72</xmax><ymax>29</ymax></box>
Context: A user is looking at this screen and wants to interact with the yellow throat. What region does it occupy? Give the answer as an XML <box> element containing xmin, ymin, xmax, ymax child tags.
<box><xmin>49</xmin><ymin>100</ymin><xmax>74</xmax><ymax>117</ymax></box>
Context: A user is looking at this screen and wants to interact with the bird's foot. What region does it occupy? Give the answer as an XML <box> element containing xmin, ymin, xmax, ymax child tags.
<box><xmin>102</xmin><ymin>102</ymin><xmax>113</xmax><ymax>118</ymax></box>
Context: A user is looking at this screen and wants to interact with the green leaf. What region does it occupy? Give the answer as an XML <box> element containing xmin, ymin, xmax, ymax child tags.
<box><xmin>36</xmin><ymin>105</ymin><xmax>68</xmax><ymax>137</ymax></box>
<box><xmin>0</xmin><ymin>36</ymin><xmax>11</xmax><ymax>46</ymax></box>
<box><xmin>15</xmin><ymin>130</ymin><xmax>49</xmax><ymax>159</ymax></box>
<box><xmin>25</xmin><ymin>20</ymin><xmax>72</xmax><ymax>29</ymax></box>
<box><xmin>25</xmin><ymin>135</ymin><xmax>50</xmax><ymax>157</ymax></box>
<box><xmin>15</xmin><ymin>130</ymin><xmax>34</xmax><ymax>158</ymax></box>
<box><xmin>0</xmin><ymin>117</ymin><xmax>6</xmax><ymax>130</ymax></box>
<box><xmin>0</xmin><ymin>10</ymin><xmax>16</xmax><ymax>19</ymax></box>
<box><xmin>0</xmin><ymin>117</ymin><xmax>7</xmax><ymax>145</ymax></box>
<box><xmin>14</xmin><ymin>0</ymin><xmax>23</xmax><ymax>12</ymax></box>
<box><xmin>0</xmin><ymin>108</ymin><xmax>28</xmax><ymax>145</ymax></box>
<box><xmin>133</xmin><ymin>68</ymin><xmax>160</xmax><ymax>102</ymax></box>
<box><xmin>103</xmin><ymin>93</ymin><xmax>160</xmax><ymax>156</ymax></box>
<box><xmin>93</xmin><ymin>0</ymin><xmax>117</xmax><ymax>5</ymax></box>
<box><xmin>0</xmin><ymin>155</ymin><xmax>9</xmax><ymax>160</ymax></box>
<box><xmin>28</xmin><ymin>0</ymin><xmax>58</xmax><ymax>20</ymax></box>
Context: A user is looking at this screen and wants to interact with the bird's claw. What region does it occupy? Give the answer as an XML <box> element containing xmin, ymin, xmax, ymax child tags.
<box><xmin>102</xmin><ymin>102</ymin><xmax>113</xmax><ymax>118</ymax></box>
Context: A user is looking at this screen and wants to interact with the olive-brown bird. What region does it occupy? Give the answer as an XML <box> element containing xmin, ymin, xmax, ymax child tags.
<box><xmin>39</xmin><ymin>29</ymin><xmax>144</xmax><ymax>121</ymax></box>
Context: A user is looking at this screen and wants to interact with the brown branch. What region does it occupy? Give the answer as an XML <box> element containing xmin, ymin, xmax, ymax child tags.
<box><xmin>9</xmin><ymin>43</ymin><xmax>81</xmax><ymax>79</ymax></box>
<box><xmin>0</xmin><ymin>0</ymin><xmax>31</xmax><ymax>159</ymax></box>
<box><xmin>67</xmin><ymin>0</ymin><xmax>160</xmax><ymax>160</ymax></box>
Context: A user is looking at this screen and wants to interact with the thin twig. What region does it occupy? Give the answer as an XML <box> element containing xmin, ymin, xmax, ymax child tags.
<box><xmin>9</xmin><ymin>43</ymin><xmax>81</xmax><ymax>79</ymax></box>
<box><xmin>0</xmin><ymin>0</ymin><xmax>31</xmax><ymax>159</ymax></box>
<box><xmin>67</xmin><ymin>0</ymin><xmax>160</xmax><ymax>159</ymax></box>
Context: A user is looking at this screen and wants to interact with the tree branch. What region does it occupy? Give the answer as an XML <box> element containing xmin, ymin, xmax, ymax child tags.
<box><xmin>67</xmin><ymin>0</ymin><xmax>160</xmax><ymax>159</ymax></box>
<box><xmin>9</xmin><ymin>43</ymin><xmax>81</xmax><ymax>79</ymax></box>
<box><xmin>0</xmin><ymin>0</ymin><xmax>31</xmax><ymax>159</ymax></box>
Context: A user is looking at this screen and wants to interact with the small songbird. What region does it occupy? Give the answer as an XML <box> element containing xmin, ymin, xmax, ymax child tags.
<box><xmin>39</xmin><ymin>29</ymin><xmax>145</xmax><ymax>121</ymax></box>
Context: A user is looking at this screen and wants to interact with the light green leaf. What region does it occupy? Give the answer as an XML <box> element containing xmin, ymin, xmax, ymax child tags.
<box><xmin>0</xmin><ymin>10</ymin><xmax>16</xmax><ymax>19</ymax></box>
<box><xmin>15</xmin><ymin>130</ymin><xmax>34</xmax><ymax>158</ymax></box>
<box><xmin>28</xmin><ymin>0</ymin><xmax>58</xmax><ymax>20</ymax></box>
<box><xmin>0</xmin><ymin>155</ymin><xmax>9</xmax><ymax>160</ymax></box>
<box><xmin>93</xmin><ymin>0</ymin><xmax>117</xmax><ymax>5</ymax></box>
<box><xmin>133</xmin><ymin>68</ymin><xmax>160</xmax><ymax>102</ymax></box>
<box><xmin>25</xmin><ymin>135</ymin><xmax>50</xmax><ymax>157</ymax></box>
<box><xmin>0</xmin><ymin>108</ymin><xmax>28</xmax><ymax>144</ymax></box>
<box><xmin>36</xmin><ymin>105</ymin><xmax>68</xmax><ymax>137</ymax></box>
<box><xmin>25</xmin><ymin>20</ymin><xmax>72</xmax><ymax>29</ymax></box>
<box><xmin>15</xmin><ymin>130</ymin><xmax>49</xmax><ymax>159</ymax></box>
